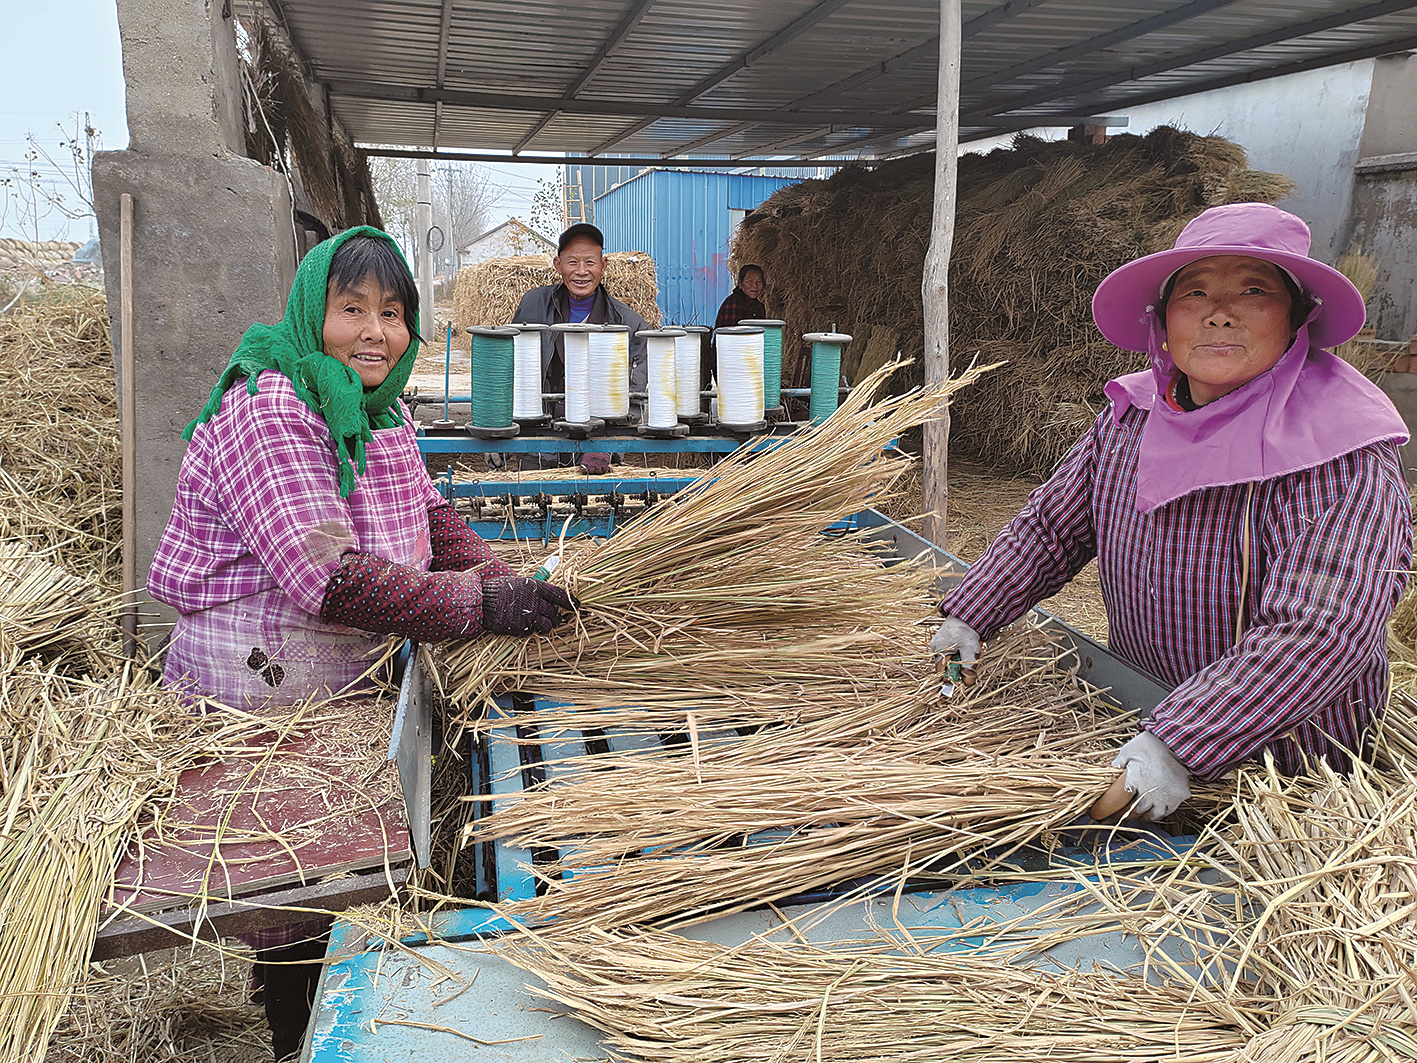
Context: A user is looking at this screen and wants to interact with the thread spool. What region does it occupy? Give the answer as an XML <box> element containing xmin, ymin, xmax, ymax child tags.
<box><xmin>550</xmin><ymin>323</ymin><xmax>601</xmax><ymax>433</ymax></box>
<box><xmin>637</xmin><ymin>328</ymin><xmax>689</xmax><ymax>437</ymax></box>
<box><xmin>588</xmin><ymin>323</ymin><xmax>631</xmax><ymax>421</ymax></box>
<box><xmin>676</xmin><ymin>325</ymin><xmax>711</xmax><ymax>422</ymax></box>
<box><xmin>507</xmin><ymin>321</ymin><xmax>550</xmax><ymax>425</ymax></box>
<box><xmin>467</xmin><ymin>326</ymin><xmax>520</xmax><ymax>439</ymax></box>
<box><xmin>803</xmin><ymin>332</ymin><xmax>852</xmax><ymax>423</ymax></box>
<box><xmin>714</xmin><ymin>325</ymin><xmax>766</xmax><ymax>431</ymax></box>
<box><xmin>738</xmin><ymin>319</ymin><xmax>785</xmax><ymax>412</ymax></box>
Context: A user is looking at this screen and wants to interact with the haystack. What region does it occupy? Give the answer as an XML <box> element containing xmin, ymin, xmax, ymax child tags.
<box><xmin>451</xmin><ymin>251</ymin><xmax>660</xmax><ymax>349</ymax></box>
<box><xmin>732</xmin><ymin>126</ymin><xmax>1294</xmax><ymax>475</ymax></box>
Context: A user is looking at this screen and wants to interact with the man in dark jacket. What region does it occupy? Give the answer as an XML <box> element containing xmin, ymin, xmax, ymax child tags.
<box><xmin>514</xmin><ymin>223</ymin><xmax>651</xmax><ymax>403</ymax></box>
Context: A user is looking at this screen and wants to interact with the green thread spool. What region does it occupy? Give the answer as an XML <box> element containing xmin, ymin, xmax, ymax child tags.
<box><xmin>469</xmin><ymin>326</ymin><xmax>518</xmax><ymax>432</ymax></box>
<box><xmin>803</xmin><ymin>331</ymin><xmax>852</xmax><ymax>423</ymax></box>
<box><xmin>739</xmin><ymin>318</ymin><xmax>784</xmax><ymax>409</ymax></box>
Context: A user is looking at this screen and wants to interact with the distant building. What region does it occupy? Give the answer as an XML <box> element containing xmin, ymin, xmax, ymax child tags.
<box><xmin>587</xmin><ymin>169</ymin><xmax>806</xmax><ymax>326</ymax></box>
<box><xmin>458</xmin><ymin>219</ymin><xmax>554</xmax><ymax>268</ymax></box>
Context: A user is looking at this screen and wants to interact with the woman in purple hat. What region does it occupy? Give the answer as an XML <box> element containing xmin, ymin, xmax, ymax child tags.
<box><xmin>931</xmin><ymin>202</ymin><xmax>1411</xmax><ymax>819</ymax></box>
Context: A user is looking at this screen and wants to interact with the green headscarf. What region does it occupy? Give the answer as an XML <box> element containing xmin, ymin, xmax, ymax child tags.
<box><xmin>183</xmin><ymin>226</ymin><xmax>420</xmax><ymax>498</ymax></box>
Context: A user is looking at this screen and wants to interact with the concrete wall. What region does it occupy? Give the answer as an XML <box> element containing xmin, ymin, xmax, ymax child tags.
<box><xmin>94</xmin><ymin>0</ymin><xmax>298</xmax><ymax>633</ymax></box>
<box><xmin>1345</xmin><ymin>53</ymin><xmax>1417</xmax><ymax>343</ymax></box>
<box><xmin>1119</xmin><ymin>61</ymin><xmax>1376</xmax><ymax>263</ymax></box>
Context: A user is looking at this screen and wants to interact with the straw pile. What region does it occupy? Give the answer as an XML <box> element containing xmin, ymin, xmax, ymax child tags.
<box><xmin>732</xmin><ymin>127</ymin><xmax>1294</xmax><ymax>474</ymax></box>
<box><xmin>450</xmin><ymin>252</ymin><xmax>660</xmax><ymax>349</ymax></box>
<box><xmin>45</xmin><ymin>952</ymin><xmax>264</xmax><ymax>1063</ymax></box>
<box><xmin>475</xmin><ymin>750</ymin><xmax>1417</xmax><ymax>1063</ymax></box>
<box><xmin>0</xmin><ymin>286</ymin><xmax>121</xmax><ymax>590</ymax></box>
<box><xmin>462</xmin><ymin>624</ymin><xmax>1211</xmax><ymax>934</ymax></box>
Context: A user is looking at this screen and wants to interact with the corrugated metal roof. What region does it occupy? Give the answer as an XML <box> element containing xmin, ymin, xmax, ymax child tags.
<box><xmin>250</xmin><ymin>0</ymin><xmax>1417</xmax><ymax>160</ymax></box>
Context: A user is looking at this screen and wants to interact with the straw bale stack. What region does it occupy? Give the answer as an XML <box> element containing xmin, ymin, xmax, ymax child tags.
<box><xmin>0</xmin><ymin>287</ymin><xmax>120</xmax><ymax>590</ymax></box>
<box><xmin>732</xmin><ymin>126</ymin><xmax>1294</xmax><ymax>474</ymax></box>
<box><xmin>450</xmin><ymin>251</ymin><xmax>660</xmax><ymax>350</ymax></box>
<box><xmin>0</xmin><ymin>238</ymin><xmax>81</xmax><ymax>273</ymax></box>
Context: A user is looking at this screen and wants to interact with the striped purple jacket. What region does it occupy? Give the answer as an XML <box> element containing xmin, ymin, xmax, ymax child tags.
<box><xmin>940</xmin><ymin>405</ymin><xmax>1412</xmax><ymax>778</ymax></box>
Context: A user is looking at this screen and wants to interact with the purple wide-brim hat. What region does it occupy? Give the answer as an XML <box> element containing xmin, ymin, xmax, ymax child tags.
<box><xmin>1092</xmin><ymin>202</ymin><xmax>1366</xmax><ymax>352</ymax></box>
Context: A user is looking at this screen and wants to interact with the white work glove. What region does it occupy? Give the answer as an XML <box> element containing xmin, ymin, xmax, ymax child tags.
<box><xmin>1112</xmin><ymin>730</ymin><xmax>1191</xmax><ymax>820</ymax></box>
<box><xmin>929</xmin><ymin>616</ymin><xmax>980</xmax><ymax>664</ymax></box>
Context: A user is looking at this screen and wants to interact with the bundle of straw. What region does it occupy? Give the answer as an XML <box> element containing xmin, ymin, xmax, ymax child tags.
<box><xmin>493</xmin><ymin>924</ymin><xmax>1252</xmax><ymax>1062</ymax></box>
<box><xmin>0</xmin><ymin>541</ymin><xmax>101</xmax><ymax>666</ymax></box>
<box><xmin>438</xmin><ymin>361</ymin><xmax>993</xmax><ymax>724</ymax></box>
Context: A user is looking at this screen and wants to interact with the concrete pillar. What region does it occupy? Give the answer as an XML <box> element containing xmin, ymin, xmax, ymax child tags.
<box><xmin>1346</xmin><ymin>53</ymin><xmax>1417</xmax><ymax>343</ymax></box>
<box><xmin>94</xmin><ymin>0</ymin><xmax>298</xmax><ymax>632</ymax></box>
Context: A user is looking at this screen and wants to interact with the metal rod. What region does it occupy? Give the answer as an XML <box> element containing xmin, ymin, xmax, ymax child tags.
<box><xmin>119</xmin><ymin>192</ymin><xmax>137</xmax><ymax>659</ymax></box>
<box><xmin>444</xmin><ymin>323</ymin><xmax>451</xmax><ymax>422</ymax></box>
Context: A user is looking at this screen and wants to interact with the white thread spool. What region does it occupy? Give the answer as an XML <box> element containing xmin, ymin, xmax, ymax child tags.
<box><xmin>551</xmin><ymin>323</ymin><xmax>594</xmax><ymax>424</ymax></box>
<box><xmin>638</xmin><ymin>329</ymin><xmax>685</xmax><ymax>430</ymax></box>
<box><xmin>674</xmin><ymin>327</ymin><xmax>705</xmax><ymax>417</ymax></box>
<box><xmin>714</xmin><ymin>325</ymin><xmax>765</xmax><ymax>427</ymax></box>
<box><xmin>588</xmin><ymin>324</ymin><xmax>630</xmax><ymax>420</ymax></box>
<box><xmin>507</xmin><ymin>322</ymin><xmax>548</xmax><ymax>420</ymax></box>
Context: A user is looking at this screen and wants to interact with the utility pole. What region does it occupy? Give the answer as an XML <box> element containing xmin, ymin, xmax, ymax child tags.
<box><xmin>416</xmin><ymin>158</ymin><xmax>433</xmax><ymax>341</ymax></box>
<box><xmin>921</xmin><ymin>0</ymin><xmax>961</xmax><ymax>549</ymax></box>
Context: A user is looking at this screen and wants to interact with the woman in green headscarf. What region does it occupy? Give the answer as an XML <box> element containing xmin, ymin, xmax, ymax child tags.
<box><xmin>148</xmin><ymin>227</ymin><xmax>575</xmax><ymax>1058</ymax></box>
<box><xmin>149</xmin><ymin>227</ymin><xmax>575</xmax><ymax>709</ymax></box>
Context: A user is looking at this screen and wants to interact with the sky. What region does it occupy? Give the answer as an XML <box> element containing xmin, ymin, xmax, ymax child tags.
<box><xmin>0</xmin><ymin>0</ymin><xmax>556</xmax><ymax>243</ymax></box>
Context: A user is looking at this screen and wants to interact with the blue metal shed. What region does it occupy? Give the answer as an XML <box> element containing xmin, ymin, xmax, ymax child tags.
<box><xmin>588</xmin><ymin>169</ymin><xmax>804</xmax><ymax>327</ymax></box>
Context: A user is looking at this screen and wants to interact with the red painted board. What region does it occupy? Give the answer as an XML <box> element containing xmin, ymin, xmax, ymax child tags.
<box><xmin>106</xmin><ymin>726</ymin><xmax>410</xmax><ymax>916</ymax></box>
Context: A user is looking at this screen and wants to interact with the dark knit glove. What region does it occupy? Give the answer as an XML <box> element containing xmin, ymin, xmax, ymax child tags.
<box><xmin>320</xmin><ymin>552</ymin><xmax>485</xmax><ymax>641</ymax></box>
<box><xmin>427</xmin><ymin>504</ymin><xmax>515</xmax><ymax>576</ymax></box>
<box><xmin>480</xmin><ymin>576</ymin><xmax>576</xmax><ymax>636</ymax></box>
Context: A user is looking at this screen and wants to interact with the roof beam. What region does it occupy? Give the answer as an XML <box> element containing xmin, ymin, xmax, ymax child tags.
<box><xmin>361</xmin><ymin>146</ymin><xmax>847</xmax><ymax>168</ymax></box>
<box><xmin>431</xmin><ymin>0</ymin><xmax>453</xmax><ymax>147</ymax></box>
<box><xmin>964</xmin><ymin>0</ymin><xmax>1417</xmax><ymax>119</ymax></box>
<box><xmin>663</xmin><ymin>121</ymin><xmax>760</xmax><ymax>157</ymax></box>
<box><xmin>731</xmin><ymin>125</ymin><xmax>838</xmax><ymax>159</ymax></box>
<box><xmin>326</xmin><ymin>79</ymin><xmax>928</xmax><ymax>128</ymax></box>
<box><xmin>588</xmin><ymin>0</ymin><xmax>857</xmax><ymax>155</ymax></box>
<box><xmin>656</xmin><ymin>0</ymin><xmax>1051</xmax><ymax>162</ymax></box>
<box><xmin>959</xmin><ymin>0</ymin><xmax>1241</xmax><ymax>100</ymax></box>
<box><xmin>513</xmin><ymin>0</ymin><xmax>658</xmax><ymax>153</ymax></box>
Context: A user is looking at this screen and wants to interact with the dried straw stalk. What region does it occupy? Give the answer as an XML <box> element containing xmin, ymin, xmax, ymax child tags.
<box><xmin>492</xmin><ymin>924</ymin><xmax>1251</xmax><ymax>1063</ymax></box>
<box><xmin>438</xmin><ymin>361</ymin><xmax>995</xmax><ymax>726</ymax></box>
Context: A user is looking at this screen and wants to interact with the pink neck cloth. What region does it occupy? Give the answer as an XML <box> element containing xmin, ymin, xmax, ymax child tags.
<box><xmin>1103</xmin><ymin>306</ymin><xmax>1408</xmax><ymax>513</ymax></box>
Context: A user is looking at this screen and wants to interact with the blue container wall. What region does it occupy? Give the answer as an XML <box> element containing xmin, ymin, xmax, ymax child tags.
<box><xmin>592</xmin><ymin>170</ymin><xmax>801</xmax><ymax>326</ymax></box>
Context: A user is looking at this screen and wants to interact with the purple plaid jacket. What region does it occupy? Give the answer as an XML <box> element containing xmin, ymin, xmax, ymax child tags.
<box><xmin>150</xmin><ymin>372</ymin><xmax>447</xmax><ymax>705</ymax></box>
<box><xmin>940</xmin><ymin>405</ymin><xmax>1412</xmax><ymax>778</ymax></box>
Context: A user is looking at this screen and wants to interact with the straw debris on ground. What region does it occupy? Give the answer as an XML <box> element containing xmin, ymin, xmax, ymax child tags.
<box><xmin>451</xmin><ymin>252</ymin><xmax>660</xmax><ymax>350</ymax></box>
<box><xmin>733</xmin><ymin>126</ymin><xmax>1294</xmax><ymax>474</ymax></box>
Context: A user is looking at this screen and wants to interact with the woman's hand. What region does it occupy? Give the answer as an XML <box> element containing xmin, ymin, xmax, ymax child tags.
<box><xmin>1112</xmin><ymin>731</ymin><xmax>1191</xmax><ymax>819</ymax></box>
<box><xmin>930</xmin><ymin>616</ymin><xmax>980</xmax><ymax>664</ymax></box>
<box><xmin>481</xmin><ymin>576</ymin><xmax>577</xmax><ymax>636</ymax></box>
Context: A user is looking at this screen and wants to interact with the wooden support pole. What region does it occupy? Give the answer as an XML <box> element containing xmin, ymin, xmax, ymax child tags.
<box><xmin>119</xmin><ymin>193</ymin><xmax>138</xmax><ymax>658</ymax></box>
<box><xmin>921</xmin><ymin>0</ymin><xmax>962</xmax><ymax>549</ymax></box>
